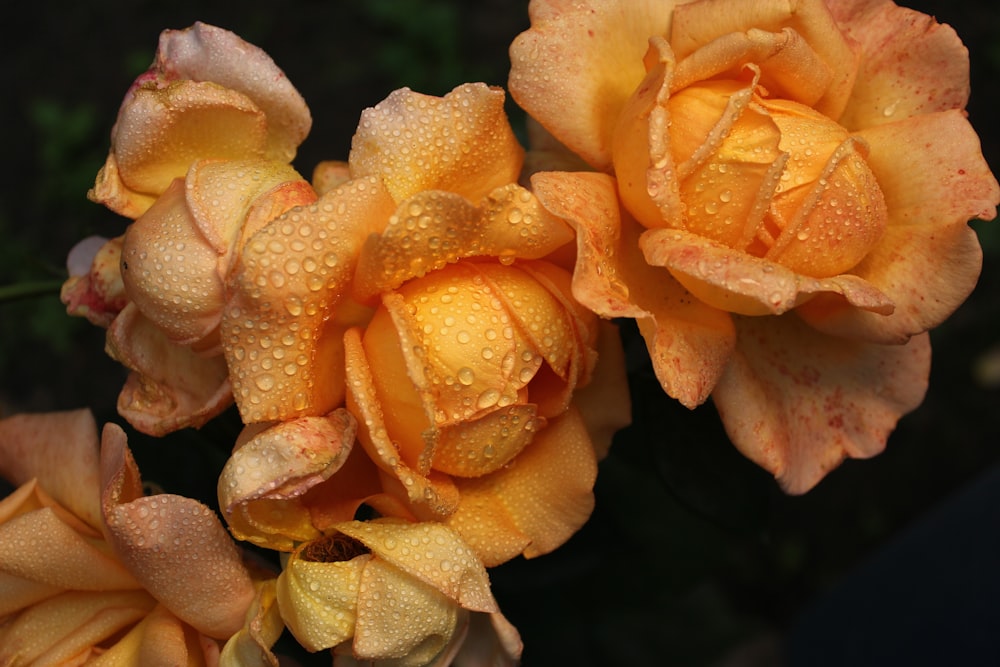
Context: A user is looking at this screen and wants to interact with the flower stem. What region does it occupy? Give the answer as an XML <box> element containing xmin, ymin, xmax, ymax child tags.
<box><xmin>0</xmin><ymin>280</ymin><xmax>64</xmax><ymax>303</ymax></box>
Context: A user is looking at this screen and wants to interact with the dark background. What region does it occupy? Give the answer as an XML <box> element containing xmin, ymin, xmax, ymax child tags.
<box><xmin>3</xmin><ymin>1</ymin><xmax>999</xmax><ymax>665</ymax></box>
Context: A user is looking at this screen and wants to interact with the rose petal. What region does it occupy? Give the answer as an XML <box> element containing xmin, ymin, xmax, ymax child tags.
<box><xmin>93</xmin><ymin>603</ymin><xmax>217</xmax><ymax>666</ymax></box>
<box><xmin>447</xmin><ymin>407</ymin><xmax>598</xmax><ymax>567</ymax></box>
<box><xmin>570</xmin><ymin>321</ymin><xmax>633</xmax><ymax>461</ymax></box>
<box><xmin>220</xmin><ymin>579</ymin><xmax>283</xmax><ymax>667</ymax></box>
<box><xmin>107</xmin><ymin>303</ymin><xmax>233</xmax><ymax>436</ymax></box>
<box><xmin>509</xmin><ymin>0</ymin><xmax>675</xmax><ymax>170</ymax></box>
<box><xmin>531</xmin><ymin>171</ymin><xmax>736</xmax><ymax>407</ymax></box>
<box><xmin>349</xmin><ymin>83</ymin><xmax>523</xmax><ymax>204</ymax></box>
<box><xmin>155</xmin><ymin>22</ymin><xmax>312</xmax><ymax>163</ymax></box>
<box><xmin>0</xmin><ymin>409</ymin><xmax>103</xmax><ymax>530</ymax></box>
<box><xmin>101</xmin><ymin>423</ymin><xmax>256</xmax><ymax>639</ymax></box>
<box><xmin>276</xmin><ymin>552</ymin><xmax>366</xmax><ymax>651</ymax></box>
<box><xmin>224</xmin><ymin>176</ymin><xmax>393</xmax><ymax>423</ymax></box>
<box><xmin>61</xmin><ymin>235</ymin><xmax>128</xmax><ymax>328</ymax></box>
<box><xmin>830</xmin><ymin>0</ymin><xmax>970</xmax><ymax>129</ymax></box>
<box><xmin>713</xmin><ymin>315</ymin><xmax>931</xmax><ymax>494</ymax></box>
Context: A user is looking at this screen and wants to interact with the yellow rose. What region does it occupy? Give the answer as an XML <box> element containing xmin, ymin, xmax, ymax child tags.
<box><xmin>510</xmin><ymin>0</ymin><xmax>999</xmax><ymax>492</ymax></box>
<box><xmin>0</xmin><ymin>410</ymin><xmax>259</xmax><ymax>663</ymax></box>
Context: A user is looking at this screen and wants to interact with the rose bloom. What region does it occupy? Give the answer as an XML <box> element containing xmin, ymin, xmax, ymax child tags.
<box><xmin>218</xmin><ymin>82</ymin><xmax>631</xmax><ymax>567</ymax></box>
<box><xmin>61</xmin><ymin>23</ymin><xmax>316</xmax><ymax>436</ymax></box>
<box><xmin>0</xmin><ymin>410</ymin><xmax>266</xmax><ymax>665</ymax></box>
<box><xmin>509</xmin><ymin>0</ymin><xmax>999</xmax><ymax>492</ymax></box>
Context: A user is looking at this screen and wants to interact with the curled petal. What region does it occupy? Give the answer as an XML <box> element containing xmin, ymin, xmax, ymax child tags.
<box><xmin>276</xmin><ymin>550</ymin><xmax>366</xmax><ymax>651</ymax></box>
<box><xmin>447</xmin><ymin>407</ymin><xmax>598</xmax><ymax>567</ymax></box>
<box><xmin>224</xmin><ymin>176</ymin><xmax>394</xmax><ymax>423</ymax></box>
<box><xmin>509</xmin><ymin>0</ymin><xmax>675</xmax><ymax>170</ymax></box>
<box><xmin>532</xmin><ymin>170</ymin><xmax>736</xmax><ymax>407</ymax></box>
<box><xmin>713</xmin><ymin>315</ymin><xmax>931</xmax><ymax>493</ymax></box>
<box><xmin>61</xmin><ymin>236</ymin><xmax>128</xmax><ymax>328</ymax></box>
<box><xmin>349</xmin><ymin>83</ymin><xmax>524</xmax><ymax>203</ymax></box>
<box><xmin>220</xmin><ymin>579</ymin><xmax>283</xmax><ymax>667</ymax></box>
<box><xmin>641</xmin><ymin>228</ymin><xmax>895</xmax><ymax>316</ymax></box>
<box><xmin>107</xmin><ymin>304</ymin><xmax>233</xmax><ymax>436</ymax></box>
<box><xmin>219</xmin><ymin>411</ymin><xmax>357</xmax><ymax>551</ymax></box>
<box><xmin>101</xmin><ymin>423</ymin><xmax>256</xmax><ymax>639</ymax></box>
<box><xmin>831</xmin><ymin>0</ymin><xmax>970</xmax><ymax>128</ymax></box>
<box><xmin>154</xmin><ymin>21</ymin><xmax>312</xmax><ymax>163</ymax></box>
<box><xmin>0</xmin><ymin>409</ymin><xmax>103</xmax><ymax>530</ymax></box>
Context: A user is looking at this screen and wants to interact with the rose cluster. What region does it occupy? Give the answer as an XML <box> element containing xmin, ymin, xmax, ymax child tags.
<box><xmin>2</xmin><ymin>0</ymin><xmax>996</xmax><ymax>664</ymax></box>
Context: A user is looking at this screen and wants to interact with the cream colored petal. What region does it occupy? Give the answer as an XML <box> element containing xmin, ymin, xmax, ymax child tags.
<box><xmin>99</xmin><ymin>81</ymin><xmax>270</xmax><ymax>217</ymax></box>
<box><xmin>447</xmin><ymin>408</ymin><xmax>597</xmax><ymax>567</ymax></box>
<box><xmin>276</xmin><ymin>551</ymin><xmax>367</xmax><ymax>652</ymax></box>
<box><xmin>107</xmin><ymin>303</ymin><xmax>233</xmax><ymax>436</ymax></box>
<box><xmin>713</xmin><ymin>315</ymin><xmax>931</xmax><ymax>494</ymax></box>
<box><xmin>219</xmin><ymin>579</ymin><xmax>283</xmax><ymax>667</ymax></box>
<box><xmin>155</xmin><ymin>22</ymin><xmax>312</xmax><ymax>163</ymax></box>
<box><xmin>218</xmin><ymin>411</ymin><xmax>357</xmax><ymax>551</ymax></box>
<box><xmin>670</xmin><ymin>0</ymin><xmax>858</xmax><ymax>118</ymax></box>
<box><xmin>509</xmin><ymin>0</ymin><xmax>677</xmax><ymax>170</ymax></box>
<box><xmin>349</xmin><ymin>83</ymin><xmax>523</xmax><ymax>203</ymax></box>
<box><xmin>531</xmin><ymin>170</ymin><xmax>736</xmax><ymax>407</ymax></box>
<box><xmin>0</xmin><ymin>590</ymin><xmax>157</xmax><ymax>666</ymax></box>
<box><xmin>641</xmin><ymin>228</ymin><xmax>895</xmax><ymax>316</ymax></box>
<box><xmin>0</xmin><ymin>409</ymin><xmax>103</xmax><ymax>530</ymax></box>
<box><xmin>831</xmin><ymin>0</ymin><xmax>970</xmax><ymax>129</ymax></box>
<box><xmin>224</xmin><ymin>176</ymin><xmax>394</xmax><ymax>423</ymax></box>
<box><xmin>336</xmin><ymin>520</ymin><xmax>497</xmax><ymax>613</ymax></box>
<box><xmin>61</xmin><ymin>235</ymin><xmax>128</xmax><ymax>328</ymax></box>
<box><xmin>101</xmin><ymin>423</ymin><xmax>256</xmax><ymax>639</ymax></box>
<box><xmin>352</xmin><ymin>557</ymin><xmax>460</xmax><ymax>665</ymax></box>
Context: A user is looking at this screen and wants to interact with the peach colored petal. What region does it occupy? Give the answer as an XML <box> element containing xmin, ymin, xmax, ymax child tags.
<box><xmin>449</xmin><ymin>612</ymin><xmax>523</xmax><ymax>667</ymax></box>
<box><xmin>101</xmin><ymin>423</ymin><xmax>256</xmax><ymax>639</ymax></box>
<box><xmin>0</xmin><ymin>590</ymin><xmax>157</xmax><ymax>665</ymax></box>
<box><xmin>431</xmin><ymin>404</ymin><xmax>540</xmax><ymax>478</ymax></box>
<box><xmin>107</xmin><ymin>303</ymin><xmax>233</xmax><ymax>436</ymax></box>
<box><xmin>155</xmin><ymin>22</ymin><xmax>312</xmax><ymax>163</ymax></box>
<box><xmin>352</xmin><ymin>185</ymin><xmax>573</xmax><ymax>302</ymax></box>
<box><xmin>218</xmin><ymin>411</ymin><xmax>357</xmax><ymax>551</ymax></box>
<box><xmin>447</xmin><ymin>407</ymin><xmax>597</xmax><ymax>567</ymax></box>
<box><xmin>349</xmin><ymin>83</ymin><xmax>523</xmax><ymax>204</ymax></box>
<box><xmin>93</xmin><ymin>82</ymin><xmax>270</xmax><ymax>218</ymax></box>
<box><xmin>219</xmin><ymin>579</ymin><xmax>283</xmax><ymax>667</ymax></box>
<box><xmin>313</xmin><ymin>160</ymin><xmax>353</xmax><ymax>196</ymax></box>
<box><xmin>0</xmin><ymin>409</ymin><xmax>102</xmax><ymax>530</ymax></box>
<box><xmin>276</xmin><ymin>551</ymin><xmax>367</xmax><ymax>651</ymax></box>
<box><xmin>336</xmin><ymin>520</ymin><xmax>497</xmax><ymax>614</ymax></box>
<box><xmin>224</xmin><ymin>176</ymin><xmax>394</xmax><ymax>423</ymax></box>
<box><xmin>713</xmin><ymin>315</ymin><xmax>931</xmax><ymax>494</ymax></box>
<box><xmin>830</xmin><ymin>0</ymin><xmax>970</xmax><ymax>129</ymax></box>
<box><xmin>640</xmin><ymin>228</ymin><xmax>895</xmax><ymax>316</ymax></box>
<box><xmin>93</xmin><ymin>603</ymin><xmax>217</xmax><ymax>667</ymax></box>
<box><xmin>571</xmin><ymin>321</ymin><xmax>633</xmax><ymax>461</ymax></box>
<box><xmin>509</xmin><ymin>0</ymin><xmax>677</xmax><ymax>170</ymax></box>
<box><xmin>531</xmin><ymin>170</ymin><xmax>736</xmax><ymax>407</ymax></box>
<box><xmin>61</xmin><ymin>235</ymin><xmax>128</xmax><ymax>328</ymax></box>
<box><xmin>670</xmin><ymin>0</ymin><xmax>858</xmax><ymax>118</ymax></box>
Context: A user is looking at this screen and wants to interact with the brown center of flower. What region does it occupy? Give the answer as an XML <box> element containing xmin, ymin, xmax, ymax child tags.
<box><xmin>665</xmin><ymin>80</ymin><xmax>888</xmax><ymax>279</ymax></box>
<box><xmin>299</xmin><ymin>534</ymin><xmax>370</xmax><ymax>563</ymax></box>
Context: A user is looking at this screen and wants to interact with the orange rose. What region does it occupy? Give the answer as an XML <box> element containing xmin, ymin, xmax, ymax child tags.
<box><xmin>510</xmin><ymin>0</ymin><xmax>999</xmax><ymax>492</ymax></box>
<box><xmin>0</xmin><ymin>410</ymin><xmax>259</xmax><ymax>663</ymax></box>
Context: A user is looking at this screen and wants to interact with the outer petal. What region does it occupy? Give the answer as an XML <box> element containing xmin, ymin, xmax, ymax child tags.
<box><xmin>101</xmin><ymin>423</ymin><xmax>256</xmax><ymax>639</ymax></box>
<box><xmin>224</xmin><ymin>176</ymin><xmax>394</xmax><ymax>423</ymax></box>
<box><xmin>218</xmin><ymin>411</ymin><xmax>357</xmax><ymax>551</ymax></box>
<box><xmin>446</xmin><ymin>407</ymin><xmax>598</xmax><ymax>567</ymax></box>
<box><xmin>60</xmin><ymin>236</ymin><xmax>128</xmax><ymax>329</ymax></box>
<box><xmin>571</xmin><ymin>321</ymin><xmax>633</xmax><ymax>461</ymax></box>
<box><xmin>349</xmin><ymin>84</ymin><xmax>524</xmax><ymax>204</ymax></box>
<box><xmin>0</xmin><ymin>409</ymin><xmax>103</xmax><ymax>530</ymax></box>
<box><xmin>219</xmin><ymin>579</ymin><xmax>283</xmax><ymax>667</ymax></box>
<box><xmin>509</xmin><ymin>0</ymin><xmax>677</xmax><ymax>170</ymax></box>
<box><xmin>155</xmin><ymin>22</ymin><xmax>312</xmax><ymax>163</ymax></box>
<box><xmin>712</xmin><ymin>315</ymin><xmax>931</xmax><ymax>494</ymax></box>
<box><xmin>531</xmin><ymin>170</ymin><xmax>736</xmax><ymax>407</ymax></box>
<box><xmin>829</xmin><ymin>0</ymin><xmax>970</xmax><ymax>129</ymax></box>
<box><xmin>107</xmin><ymin>303</ymin><xmax>233</xmax><ymax>436</ymax></box>
<box><xmin>797</xmin><ymin>111</ymin><xmax>998</xmax><ymax>342</ymax></box>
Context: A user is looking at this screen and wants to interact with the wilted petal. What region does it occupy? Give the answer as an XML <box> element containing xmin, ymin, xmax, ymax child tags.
<box><xmin>101</xmin><ymin>423</ymin><xmax>256</xmax><ymax>639</ymax></box>
<box><xmin>224</xmin><ymin>176</ymin><xmax>394</xmax><ymax>423</ymax></box>
<box><xmin>713</xmin><ymin>315</ymin><xmax>931</xmax><ymax>493</ymax></box>
<box><xmin>61</xmin><ymin>236</ymin><xmax>128</xmax><ymax>328</ymax></box>
<box><xmin>219</xmin><ymin>411</ymin><xmax>357</xmax><ymax>551</ymax></box>
<box><xmin>447</xmin><ymin>407</ymin><xmax>597</xmax><ymax>567</ymax></box>
<box><xmin>349</xmin><ymin>83</ymin><xmax>523</xmax><ymax>203</ymax></box>
<box><xmin>532</xmin><ymin>170</ymin><xmax>736</xmax><ymax>407</ymax></box>
<box><xmin>107</xmin><ymin>303</ymin><xmax>233</xmax><ymax>436</ymax></box>
<box><xmin>0</xmin><ymin>409</ymin><xmax>103</xmax><ymax>530</ymax></box>
<box><xmin>509</xmin><ymin>0</ymin><xmax>675</xmax><ymax>170</ymax></box>
<box><xmin>831</xmin><ymin>0</ymin><xmax>970</xmax><ymax>129</ymax></box>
